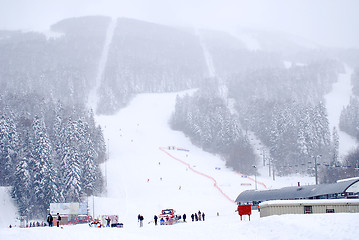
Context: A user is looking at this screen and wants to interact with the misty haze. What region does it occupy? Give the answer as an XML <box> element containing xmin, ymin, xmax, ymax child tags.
<box><xmin>1</xmin><ymin>1</ymin><xmax>359</xmax><ymax>239</ymax></box>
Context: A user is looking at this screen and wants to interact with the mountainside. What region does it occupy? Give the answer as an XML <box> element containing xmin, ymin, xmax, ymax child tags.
<box><xmin>1</xmin><ymin>16</ymin><xmax>359</xmax><ymax>219</ymax></box>
<box><xmin>1</xmin><ymin>91</ymin><xmax>359</xmax><ymax>240</ymax></box>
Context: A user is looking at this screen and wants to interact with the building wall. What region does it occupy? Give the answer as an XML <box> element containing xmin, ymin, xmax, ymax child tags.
<box><xmin>259</xmin><ymin>200</ymin><xmax>359</xmax><ymax>217</ymax></box>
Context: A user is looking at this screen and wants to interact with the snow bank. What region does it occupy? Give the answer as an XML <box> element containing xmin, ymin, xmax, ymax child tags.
<box><xmin>0</xmin><ymin>187</ymin><xmax>18</xmax><ymax>228</ymax></box>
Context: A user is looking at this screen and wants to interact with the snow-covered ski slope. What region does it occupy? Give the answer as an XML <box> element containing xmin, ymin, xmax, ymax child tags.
<box><xmin>2</xmin><ymin>90</ymin><xmax>359</xmax><ymax>239</ymax></box>
<box><xmin>95</xmin><ymin>91</ymin><xmax>257</xmax><ymax>220</ymax></box>
<box><xmin>87</xmin><ymin>18</ymin><xmax>117</xmax><ymax>112</ymax></box>
<box><xmin>325</xmin><ymin>65</ymin><xmax>358</xmax><ymax>159</ymax></box>
<box><xmin>95</xmin><ymin>90</ymin><xmax>316</xmax><ymax>219</ymax></box>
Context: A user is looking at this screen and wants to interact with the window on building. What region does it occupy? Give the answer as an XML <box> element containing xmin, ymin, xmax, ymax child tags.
<box><xmin>326</xmin><ymin>209</ymin><xmax>334</xmax><ymax>213</ymax></box>
<box><xmin>304</xmin><ymin>206</ymin><xmax>313</xmax><ymax>214</ymax></box>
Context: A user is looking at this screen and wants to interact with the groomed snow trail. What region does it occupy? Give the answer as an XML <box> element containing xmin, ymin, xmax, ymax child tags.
<box><xmin>325</xmin><ymin>65</ymin><xmax>358</xmax><ymax>159</ymax></box>
<box><xmin>94</xmin><ymin>91</ymin><xmax>315</xmax><ymax>226</ymax></box>
<box><xmin>196</xmin><ymin>28</ymin><xmax>216</xmax><ymax>78</ymax></box>
<box><xmin>95</xmin><ymin>91</ymin><xmax>242</xmax><ymax>224</ymax></box>
<box><xmin>88</xmin><ymin>18</ymin><xmax>117</xmax><ymax>112</ymax></box>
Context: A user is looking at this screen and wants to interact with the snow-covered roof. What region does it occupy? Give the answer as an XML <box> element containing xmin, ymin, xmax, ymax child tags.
<box><xmin>236</xmin><ymin>179</ymin><xmax>359</xmax><ymax>203</ymax></box>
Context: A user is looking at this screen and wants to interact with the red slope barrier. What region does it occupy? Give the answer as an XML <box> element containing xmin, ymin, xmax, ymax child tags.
<box><xmin>235</xmin><ymin>172</ymin><xmax>267</xmax><ymax>189</ymax></box>
<box><xmin>159</xmin><ymin>147</ymin><xmax>235</xmax><ymax>204</ymax></box>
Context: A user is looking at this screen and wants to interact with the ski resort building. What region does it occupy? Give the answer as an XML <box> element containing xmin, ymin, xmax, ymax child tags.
<box><xmin>235</xmin><ymin>178</ymin><xmax>359</xmax><ymax>207</ymax></box>
<box><xmin>259</xmin><ymin>199</ymin><xmax>359</xmax><ymax>217</ymax></box>
<box><xmin>49</xmin><ymin>202</ymin><xmax>89</xmax><ymax>224</ymax></box>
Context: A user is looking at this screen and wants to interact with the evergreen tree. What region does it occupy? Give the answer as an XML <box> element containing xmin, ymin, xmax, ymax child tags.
<box><xmin>332</xmin><ymin>127</ymin><xmax>340</xmax><ymax>164</ymax></box>
<box><xmin>60</xmin><ymin>118</ymin><xmax>82</xmax><ymax>202</ymax></box>
<box><xmin>0</xmin><ymin>115</ymin><xmax>19</xmax><ymax>186</ymax></box>
<box><xmin>12</xmin><ymin>129</ymin><xmax>34</xmax><ymax>217</ymax></box>
<box><xmin>80</xmin><ymin>121</ymin><xmax>98</xmax><ymax>196</ymax></box>
<box><xmin>31</xmin><ymin>115</ymin><xmax>59</xmax><ymax>216</ymax></box>
<box><xmin>12</xmin><ymin>156</ymin><xmax>32</xmax><ymax>216</ymax></box>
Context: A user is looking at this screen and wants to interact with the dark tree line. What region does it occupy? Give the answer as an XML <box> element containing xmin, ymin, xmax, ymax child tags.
<box><xmin>227</xmin><ymin>61</ymin><xmax>341</xmax><ymax>177</ymax></box>
<box><xmin>171</xmin><ymin>82</ymin><xmax>256</xmax><ymax>174</ymax></box>
<box><xmin>0</xmin><ymin>93</ymin><xmax>106</xmax><ymax>218</ymax></box>
<box><xmin>0</xmin><ymin>16</ymin><xmax>111</xmax><ymax>108</ymax></box>
<box><xmin>320</xmin><ymin>147</ymin><xmax>359</xmax><ymax>183</ymax></box>
<box><xmin>98</xmin><ymin>18</ymin><xmax>208</xmax><ymax>114</ymax></box>
<box><xmin>340</xmin><ymin>68</ymin><xmax>359</xmax><ymax>141</ymax></box>
<box><xmin>340</xmin><ymin>97</ymin><xmax>359</xmax><ymax>140</ymax></box>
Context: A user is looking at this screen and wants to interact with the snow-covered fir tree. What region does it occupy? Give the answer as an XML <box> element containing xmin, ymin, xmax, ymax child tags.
<box><xmin>60</xmin><ymin>117</ymin><xmax>82</xmax><ymax>202</ymax></box>
<box><xmin>31</xmin><ymin>115</ymin><xmax>59</xmax><ymax>216</ymax></box>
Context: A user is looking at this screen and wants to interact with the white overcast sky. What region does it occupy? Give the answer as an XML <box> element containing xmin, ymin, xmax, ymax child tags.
<box><xmin>0</xmin><ymin>0</ymin><xmax>358</xmax><ymax>48</ymax></box>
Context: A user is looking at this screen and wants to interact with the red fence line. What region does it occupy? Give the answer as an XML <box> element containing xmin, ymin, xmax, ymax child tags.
<box><xmin>159</xmin><ymin>147</ymin><xmax>235</xmax><ymax>204</ymax></box>
<box><xmin>235</xmin><ymin>172</ymin><xmax>267</xmax><ymax>189</ymax></box>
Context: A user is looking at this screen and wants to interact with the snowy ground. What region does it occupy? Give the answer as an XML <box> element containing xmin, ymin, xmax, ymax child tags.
<box><xmin>0</xmin><ymin>187</ymin><xmax>17</xmax><ymax>228</ymax></box>
<box><xmin>1</xmin><ymin>90</ymin><xmax>359</xmax><ymax>239</ymax></box>
<box><xmin>1</xmin><ymin>212</ymin><xmax>358</xmax><ymax>240</ymax></box>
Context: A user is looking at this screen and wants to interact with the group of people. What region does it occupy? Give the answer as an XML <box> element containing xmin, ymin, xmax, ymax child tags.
<box><xmin>190</xmin><ymin>211</ymin><xmax>205</xmax><ymax>222</ymax></box>
<box><xmin>10</xmin><ymin>221</ymin><xmax>45</xmax><ymax>228</ymax></box>
<box><xmin>46</xmin><ymin>213</ymin><xmax>61</xmax><ymax>227</ymax></box>
<box><xmin>150</xmin><ymin>211</ymin><xmax>205</xmax><ymax>227</ymax></box>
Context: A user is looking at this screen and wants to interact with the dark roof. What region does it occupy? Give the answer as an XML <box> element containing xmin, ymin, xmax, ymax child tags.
<box><xmin>235</xmin><ymin>179</ymin><xmax>359</xmax><ymax>203</ymax></box>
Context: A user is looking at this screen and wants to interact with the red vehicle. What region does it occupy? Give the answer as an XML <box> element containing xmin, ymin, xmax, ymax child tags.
<box><xmin>159</xmin><ymin>209</ymin><xmax>180</xmax><ymax>225</ymax></box>
<box><xmin>160</xmin><ymin>209</ymin><xmax>175</xmax><ymax>218</ymax></box>
<box><xmin>73</xmin><ymin>215</ymin><xmax>92</xmax><ymax>224</ymax></box>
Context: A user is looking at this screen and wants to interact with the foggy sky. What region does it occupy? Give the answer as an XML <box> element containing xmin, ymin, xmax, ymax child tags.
<box><xmin>1</xmin><ymin>0</ymin><xmax>358</xmax><ymax>48</ymax></box>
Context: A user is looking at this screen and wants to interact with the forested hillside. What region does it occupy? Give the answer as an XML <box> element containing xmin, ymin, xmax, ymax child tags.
<box><xmin>97</xmin><ymin>18</ymin><xmax>208</xmax><ymax>114</ymax></box>
<box><xmin>171</xmin><ymin>81</ymin><xmax>256</xmax><ymax>174</ymax></box>
<box><xmin>1</xmin><ymin>16</ymin><xmax>359</xmax><ymax>219</ymax></box>
<box><xmin>0</xmin><ymin>94</ymin><xmax>106</xmax><ymax>218</ymax></box>
<box><xmin>0</xmin><ymin>16</ymin><xmax>111</xmax><ymax>106</ymax></box>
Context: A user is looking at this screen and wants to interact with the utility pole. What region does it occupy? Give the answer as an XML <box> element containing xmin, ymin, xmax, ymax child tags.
<box><xmin>313</xmin><ymin>155</ymin><xmax>322</xmax><ymax>185</ymax></box>
<box><xmin>105</xmin><ymin>138</ymin><xmax>109</xmax><ymax>195</ymax></box>
<box><xmin>262</xmin><ymin>149</ymin><xmax>266</xmax><ymax>167</ymax></box>
<box><xmin>273</xmin><ymin>168</ymin><xmax>275</xmax><ymax>181</ymax></box>
<box><xmin>92</xmin><ymin>195</ymin><xmax>95</xmax><ymax>219</ymax></box>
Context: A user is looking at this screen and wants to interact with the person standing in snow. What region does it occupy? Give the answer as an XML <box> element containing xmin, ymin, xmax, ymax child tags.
<box><xmin>183</xmin><ymin>213</ymin><xmax>187</xmax><ymax>222</ymax></box>
<box><xmin>198</xmin><ymin>211</ymin><xmax>202</xmax><ymax>221</ymax></box>
<box><xmin>191</xmin><ymin>214</ymin><xmax>194</xmax><ymax>222</ymax></box>
<box><xmin>139</xmin><ymin>215</ymin><xmax>144</xmax><ymax>227</ymax></box>
<box><xmin>195</xmin><ymin>213</ymin><xmax>198</xmax><ymax>221</ymax></box>
<box><xmin>56</xmin><ymin>213</ymin><xmax>61</xmax><ymax>227</ymax></box>
<box><xmin>202</xmin><ymin>212</ymin><xmax>205</xmax><ymax>221</ymax></box>
<box><xmin>106</xmin><ymin>216</ymin><xmax>111</xmax><ymax>227</ymax></box>
<box><xmin>154</xmin><ymin>215</ymin><xmax>158</xmax><ymax>225</ymax></box>
<box><xmin>47</xmin><ymin>213</ymin><xmax>53</xmax><ymax>227</ymax></box>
